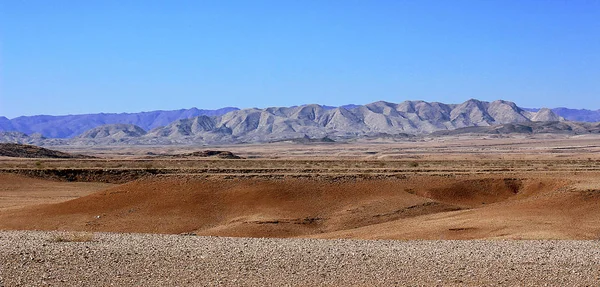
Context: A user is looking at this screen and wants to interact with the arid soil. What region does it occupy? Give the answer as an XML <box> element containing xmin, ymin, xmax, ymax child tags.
<box><xmin>50</xmin><ymin>134</ymin><xmax>600</xmax><ymax>160</ymax></box>
<box><xmin>0</xmin><ymin>174</ymin><xmax>112</xmax><ymax>211</ymax></box>
<box><xmin>2</xmin><ymin>231</ymin><xmax>600</xmax><ymax>286</ymax></box>
<box><xmin>0</xmin><ymin>172</ymin><xmax>598</xmax><ymax>240</ymax></box>
<box><xmin>1</xmin><ymin>137</ymin><xmax>600</xmax><ymax>285</ymax></box>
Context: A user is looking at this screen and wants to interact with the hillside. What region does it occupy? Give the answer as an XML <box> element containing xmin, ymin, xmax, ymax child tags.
<box><xmin>431</xmin><ymin>121</ymin><xmax>600</xmax><ymax>136</ymax></box>
<box><xmin>0</xmin><ymin>143</ymin><xmax>92</xmax><ymax>158</ymax></box>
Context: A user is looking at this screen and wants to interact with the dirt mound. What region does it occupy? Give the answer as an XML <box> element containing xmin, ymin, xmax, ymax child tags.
<box><xmin>153</xmin><ymin>150</ymin><xmax>242</xmax><ymax>159</ymax></box>
<box><xmin>0</xmin><ymin>143</ymin><xmax>93</xmax><ymax>158</ymax></box>
<box><xmin>1</xmin><ymin>175</ymin><xmax>585</xmax><ymax>239</ymax></box>
<box><xmin>0</xmin><ymin>176</ymin><xmax>462</xmax><ymax>236</ymax></box>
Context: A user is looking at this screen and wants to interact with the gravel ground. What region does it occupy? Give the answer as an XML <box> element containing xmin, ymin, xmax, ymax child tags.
<box><xmin>1</xmin><ymin>231</ymin><xmax>600</xmax><ymax>286</ymax></box>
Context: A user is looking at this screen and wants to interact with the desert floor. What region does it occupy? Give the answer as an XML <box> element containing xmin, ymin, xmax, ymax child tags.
<box><xmin>1</xmin><ymin>136</ymin><xmax>600</xmax><ymax>285</ymax></box>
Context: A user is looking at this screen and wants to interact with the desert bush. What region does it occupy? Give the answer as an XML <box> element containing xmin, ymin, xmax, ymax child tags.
<box><xmin>49</xmin><ymin>231</ymin><xmax>95</xmax><ymax>243</ymax></box>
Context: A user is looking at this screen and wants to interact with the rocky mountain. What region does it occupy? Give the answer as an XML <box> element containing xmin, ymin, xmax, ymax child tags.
<box><xmin>431</xmin><ymin>121</ymin><xmax>600</xmax><ymax>136</ymax></box>
<box><xmin>551</xmin><ymin>108</ymin><xmax>600</xmax><ymax>122</ymax></box>
<box><xmin>68</xmin><ymin>124</ymin><xmax>148</xmax><ymax>145</ymax></box>
<box><xmin>0</xmin><ymin>117</ymin><xmax>13</xmax><ymax>130</ymax></box>
<box><xmin>524</xmin><ymin>107</ymin><xmax>600</xmax><ymax>122</ymax></box>
<box><xmin>77</xmin><ymin>124</ymin><xmax>147</xmax><ymax>139</ymax></box>
<box><xmin>128</xmin><ymin>99</ymin><xmax>564</xmax><ymax>144</ymax></box>
<box><xmin>0</xmin><ymin>107</ymin><xmax>238</xmax><ymax>138</ymax></box>
<box><xmin>0</xmin><ymin>131</ymin><xmax>48</xmax><ymax>145</ymax></box>
<box><xmin>0</xmin><ymin>99</ymin><xmax>577</xmax><ymax>145</ymax></box>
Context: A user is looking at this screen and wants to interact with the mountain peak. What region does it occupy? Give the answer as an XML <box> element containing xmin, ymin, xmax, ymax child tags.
<box><xmin>531</xmin><ymin>108</ymin><xmax>562</xmax><ymax>122</ymax></box>
<box><xmin>77</xmin><ymin>124</ymin><xmax>147</xmax><ymax>139</ymax></box>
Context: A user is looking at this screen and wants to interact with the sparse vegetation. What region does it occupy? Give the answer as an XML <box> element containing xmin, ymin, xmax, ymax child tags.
<box><xmin>49</xmin><ymin>231</ymin><xmax>95</xmax><ymax>243</ymax></box>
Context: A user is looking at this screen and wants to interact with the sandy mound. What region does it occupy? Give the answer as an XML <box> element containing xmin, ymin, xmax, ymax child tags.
<box><xmin>2</xmin><ymin>174</ymin><xmax>592</xmax><ymax>239</ymax></box>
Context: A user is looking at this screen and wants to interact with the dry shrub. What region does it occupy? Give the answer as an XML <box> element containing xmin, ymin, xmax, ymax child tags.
<box><xmin>49</xmin><ymin>231</ymin><xmax>95</xmax><ymax>243</ymax></box>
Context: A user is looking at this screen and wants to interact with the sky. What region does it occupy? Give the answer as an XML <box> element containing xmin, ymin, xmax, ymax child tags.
<box><xmin>0</xmin><ymin>0</ymin><xmax>599</xmax><ymax>118</ymax></box>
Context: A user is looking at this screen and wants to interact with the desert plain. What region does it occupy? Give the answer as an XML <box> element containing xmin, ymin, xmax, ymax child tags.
<box><xmin>1</xmin><ymin>135</ymin><xmax>600</xmax><ymax>286</ymax></box>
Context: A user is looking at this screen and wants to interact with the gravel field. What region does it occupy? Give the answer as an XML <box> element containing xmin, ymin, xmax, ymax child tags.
<box><xmin>1</xmin><ymin>231</ymin><xmax>600</xmax><ymax>286</ymax></box>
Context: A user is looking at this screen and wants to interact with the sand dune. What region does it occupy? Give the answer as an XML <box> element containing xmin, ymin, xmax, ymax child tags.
<box><xmin>2</xmin><ymin>173</ymin><xmax>597</xmax><ymax>240</ymax></box>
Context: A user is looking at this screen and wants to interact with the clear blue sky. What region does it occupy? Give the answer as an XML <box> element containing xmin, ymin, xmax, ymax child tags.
<box><xmin>1</xmin><ymin>0</ymin><xmax>599</xmax><ymax>118</ymax></box>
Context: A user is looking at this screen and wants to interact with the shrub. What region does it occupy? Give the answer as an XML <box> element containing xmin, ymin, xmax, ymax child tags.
<box><xmin>49</xmin><ymin>232</ymin><xmax>95</xmax><ymax>243</ymax></box>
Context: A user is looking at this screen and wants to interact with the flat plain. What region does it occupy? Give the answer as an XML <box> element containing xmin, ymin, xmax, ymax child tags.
<box><xmin>1</xmin><ymin>135</ymin><xmax>600</xmax><ymax>285</ymax></box>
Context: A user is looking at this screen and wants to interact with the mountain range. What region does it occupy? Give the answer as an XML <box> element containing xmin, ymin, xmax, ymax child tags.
<box><xmin>0</xmin><ymin>107</ymin><xmax>238</xmax><ymax>138</ymax></box>
<box><xmin>523</xmin><ymin>107</ymin><xmax>600</xmax><ymax>122</ymax></box>
<box><xmin>3</xmin><ymin>99</ymin><xmax>593</xmax><ymax>146</ymax></box>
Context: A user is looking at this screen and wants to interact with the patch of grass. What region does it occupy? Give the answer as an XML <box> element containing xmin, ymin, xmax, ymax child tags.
<box><xmin>49</xmin><ymin>231</ymin><xmax>95</xmax><ymax>243</ymax></box>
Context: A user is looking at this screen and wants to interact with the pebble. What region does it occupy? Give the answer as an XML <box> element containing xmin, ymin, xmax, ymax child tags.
<box><xmin>1</xmin><ymin>231</ymin><xmax>599</xmax><ymax>286</ymax></box>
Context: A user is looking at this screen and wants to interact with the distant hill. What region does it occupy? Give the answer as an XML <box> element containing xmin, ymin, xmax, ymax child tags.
<box><xmin>551</xmin><ymin>108</ymin><xmax>600</xmax><ymax>122</ymax></box>
<box><xmin>431</xmin><ymin>121</ymin><xmax>600</xmax><ymax>136</ymax></box>
<box><xmin>0</xmin><ymin>143</ymin><xmax>92</xmax><ymax>158</ymax></box>
<box><xmin>0</xmin><ymin>107</ymin><xmax>238</xmax><ymax>138</ymax></box>
<box><xmin>76</xmin><ymin>124</ymin><xmax>147</xmax><ymax>139</ymax></box>
<box><xmin>523</xmin><ymin>107</ymin><xmax>600</xmax><ymax>122</ymax></box>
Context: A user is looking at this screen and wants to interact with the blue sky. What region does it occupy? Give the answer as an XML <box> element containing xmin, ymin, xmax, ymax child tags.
<box><xmin>1</xmin><ymin>0</ymin><xmax>599</xmax><ymax>118</ymax></box>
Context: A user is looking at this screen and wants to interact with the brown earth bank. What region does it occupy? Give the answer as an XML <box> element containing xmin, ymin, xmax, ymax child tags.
<box><xmin>1</xmin><ymin>173</ymin><xmax>599</xmax><ymax>240</ymax></box>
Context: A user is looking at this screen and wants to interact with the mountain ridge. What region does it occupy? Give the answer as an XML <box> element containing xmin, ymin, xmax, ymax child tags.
<box><xmin>3</xmin><ymin>101</ymin><xmax>599</xmax><ymax>140</ymax></box>
<box><xmin>8</xmin><ymin>99</ymin><xmax>600</xmax><ymax>146</ymax></box>
<box><xmin>0</xmin><ymin>107</ymin><xmax>238</xmax><ymax>138</ymax></box>
<box><xmin>2</xmin><ymin>99</ymin><xmax>580</xmax><ymax>146</ymax></box>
